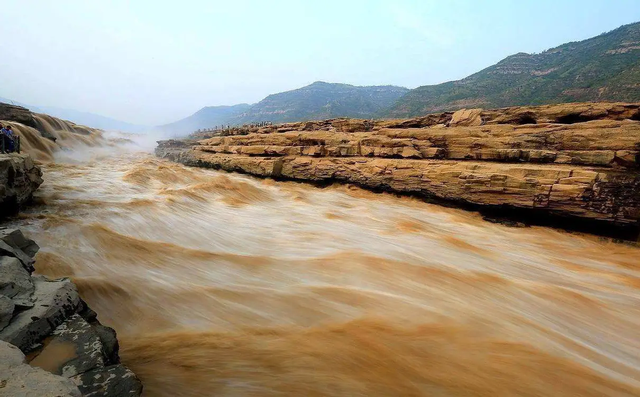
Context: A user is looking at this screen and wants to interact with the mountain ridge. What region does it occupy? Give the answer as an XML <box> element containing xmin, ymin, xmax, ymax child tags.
<box><xmin>6</xmin><ymin>21</ymin><xmax>640</xmax><ymax>134</ymax></box>
<box><xmin>232</xmin><ymin>81</ymin><xmax>409</xmax><ymax>124</ymax></box>
<box><xmin>386</xmin><ymin>21</ymin><xmax>640</xmax><ymax>117</ymax></box>
<box><xmin>159</xmin><ymin>82</ymin><xmax>409</xmax><ymax>135</ymax></box>
<box><xmin>156</xmin><ymin>104</ymin><xmax>252</xmax><ymax>136</ymax></box>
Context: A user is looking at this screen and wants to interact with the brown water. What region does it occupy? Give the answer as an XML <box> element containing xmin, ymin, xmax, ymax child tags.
<box><xmin>9</xmin><ymin>147</ymin><xmax>640</xmax><ymax>396</ymax></box>
<box><xmin>5</xmin><ymin>113</ymin><xmax>125</xmax><ymax>162</ymax></box>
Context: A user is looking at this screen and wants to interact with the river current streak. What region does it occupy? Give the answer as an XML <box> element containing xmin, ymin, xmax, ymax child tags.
<box><xmin>10</xmin><ymin>148</ymin><xmax>640</xmax><ymax>397</ymax></box>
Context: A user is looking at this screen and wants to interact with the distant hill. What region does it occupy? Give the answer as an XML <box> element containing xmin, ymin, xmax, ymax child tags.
<box><xmin>9</xmin><ymin>21</ymin><xmax>640</xmax><ymax>135</ymax></box>
<box><xmin>36</xmin><ymin>106</ymin><xmax>147</xmax><ymax>133</ymax></box>
<box><xmin>388</xmin><ymin>21</ymin><xmax>640</xmax><ymax>117</ymax></box>
<box><xmin>160</xmin><ymin>82</ymin><xmax>409</xmax><ymax>135</ymax></box>
<box><xmin>233</xmin><ymin>82</ymin><xmax>409</xmax><ymax>124</ymax></box>
<box><xmin>157</xmin><ymin>104</ymin><xmax>251</xmax><ymax>136</ymax></box>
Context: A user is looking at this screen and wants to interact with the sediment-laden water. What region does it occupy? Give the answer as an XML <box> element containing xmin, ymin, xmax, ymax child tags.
<box><xmin>9</xmin><ymin>147</ymin><xmax>640</xmax><ymax>396</ymax></box>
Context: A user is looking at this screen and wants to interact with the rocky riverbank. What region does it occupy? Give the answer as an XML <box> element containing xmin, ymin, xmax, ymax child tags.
<box><xmin>0</xmin><ymin>228</ymin><xmax>143</xmax><ymax>396</ymax></box>
<box><xmin>0</xmin><ymin>103</ymin><xmax>143</xmax><ymax>396</ymax></box>
<box><xmin>157</xmin><ymin>102</ymin><xmax>640</xmax><ymax>239</ymax></box>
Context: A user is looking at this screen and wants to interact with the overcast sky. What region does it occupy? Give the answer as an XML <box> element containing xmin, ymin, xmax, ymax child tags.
<box><xmin>1</xmin><ymin>0</ymin><xmax>639</xmax><ymax>125</ymax></box>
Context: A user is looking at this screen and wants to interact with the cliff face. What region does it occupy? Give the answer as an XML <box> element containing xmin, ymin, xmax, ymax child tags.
<box><xmin>157</xmin><ymin>102</ymin><xmax>640</xmax><ymax>238</ymax></box>
<box><xmin>0</xmin><ymin>154</ymin><xmax>43</xmax><ymax>217</ymax></box>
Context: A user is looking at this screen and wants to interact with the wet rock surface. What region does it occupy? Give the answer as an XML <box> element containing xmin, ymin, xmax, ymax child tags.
<box><xmin>0</xmin><ymin>154</ymin><xmax>43</xmax><ymax>217</ymax></box>
<box><xmin>0</xmin><ymin>229</ymin><xmax>142</xmax><ymax>396</ymax></box>
<box><xmin>158</xmin><ymin>102</ymin><xmax>640</xmax><ymax>238</ymax></box>
<box><xmin>33</xmin><ymin>314</ymin><xmax>105</xmax><ymax>378</ymax></box>
<box><xmin>73</xmin><ymin>364</ymin><xmax>143</xmax><ymax>397</ymax></box>
<box><xmin>0</xmin><ymin>340</ymin><xmax>81</xmax><ymax>397</ymax></box>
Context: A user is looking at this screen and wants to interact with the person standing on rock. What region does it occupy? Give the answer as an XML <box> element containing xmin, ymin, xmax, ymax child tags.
<box><xmin>0</xmin><ymin>124</ymin><xmax>10</xmax><ymax>153</ymax></box>
<box><xmin>2</xmin><ymin>125</ymin><xmax>15</xmax><ymax>153</ymax></box>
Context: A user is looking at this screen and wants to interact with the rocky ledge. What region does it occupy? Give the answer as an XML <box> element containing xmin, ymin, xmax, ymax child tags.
<box><xmin>0</xmin><ymin>103</ymin><xmax>39</xmax><ymax>130</ymax></box>
<box><xmin>157</xmin><ymin>102</ymin><xmax>640</xmax><ymax>239</ymax></box>
<box><xmin>0</xmin><ymin>154</ymin><xmax>43</xmax><ymax>217</ymax></box>
<box><xmin>0</xmin><ymin>228</ymin><xmax>143</xmax><ymax>396</ymax></box>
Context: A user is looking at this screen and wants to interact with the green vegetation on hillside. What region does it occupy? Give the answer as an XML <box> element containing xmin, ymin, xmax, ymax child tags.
<box><xmin>161</xmin><ymin>22</ymin><xmax>640</xmax><ymax>135</ymax></box>
<box><xmin>233</xmin><ymin>81</ymin><xmax>409</xmax><ymax>124</ymax></box>
<box><xmin>158</xmin><ymin>104</ymin><xmax>251</xmax><ymax>135</ymax></box>
<box><xmin>161</xmin><ymin>82</ymin><xmax>408</xmax><ymax>135</ymax></box>
<box><xmin>387</xmin><ymin>22</ymin><xmax>640</xmax><ymax>117</ymax></box>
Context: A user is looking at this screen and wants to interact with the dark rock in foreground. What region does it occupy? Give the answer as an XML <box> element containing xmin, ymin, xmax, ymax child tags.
<box><xmin>0</xmin><ymin>154</ymin><xmax>43</xmax><ymax>217</ymax></box>
<box><xmin>0</xmin><ymin>228</ymin><xmax>142</xmax><ymax>396</ymax></box>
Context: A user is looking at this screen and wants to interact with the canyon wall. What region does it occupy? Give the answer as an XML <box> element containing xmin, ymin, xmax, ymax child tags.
<box><xmin>157</xmin><ymin>102</ymin><xmax>640</xmax><ymax>238</ymax></box>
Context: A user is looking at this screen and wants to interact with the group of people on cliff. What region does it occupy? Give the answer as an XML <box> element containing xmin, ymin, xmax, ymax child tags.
<box><xmin>0</xmin><ymin>123</ymin><xmax>17</xmax><ymax>153</ymax></box>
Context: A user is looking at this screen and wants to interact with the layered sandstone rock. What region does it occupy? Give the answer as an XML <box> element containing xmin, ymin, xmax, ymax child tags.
<box><xmin>0</xmin><ymin>154</ymin><xmax>43</xmax><ymax>216</ymax></box>
<box><xmin>0</xmin><ymin>103</ymin><xmax>38</xmax><ymax>130</ymax></box>
<box><xmin>0</xmin><ymin>229</ymin><xmax>143</xmax><ymax>396</ymax></box>
<box><xmin>158</xmin><ymin>102</ymin><xmax>640</xmax><ymax>237</ymax></box>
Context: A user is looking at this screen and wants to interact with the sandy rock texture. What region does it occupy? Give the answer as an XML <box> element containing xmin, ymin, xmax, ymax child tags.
<box><xmin>157</xmin><ymin>102</ymin><xmax>640</xmax><ymax>237</ymax></box>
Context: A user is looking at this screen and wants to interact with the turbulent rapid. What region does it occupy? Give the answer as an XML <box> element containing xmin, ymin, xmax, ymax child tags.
<box><xmin>8</xmin><ymin>145</ymin><xmax>640</xmax><ymax>396</ymax></box>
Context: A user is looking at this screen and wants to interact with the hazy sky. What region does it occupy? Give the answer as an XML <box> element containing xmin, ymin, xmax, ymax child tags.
<box><xmin>1</xmin><ymin>0</ymin><xmax>639</xmax><ymax>125</ymax></box>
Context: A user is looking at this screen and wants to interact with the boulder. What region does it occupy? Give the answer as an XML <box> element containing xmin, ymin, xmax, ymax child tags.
<box><xmin>0</xmin><ymin>295</ymin><xmax>14</xmax><ymax>331</ymax></box>
<box><xmin>0</xmin><ymin>228</ymin><xmax>40</xmax><ymax>258</ymax></box>
<box><xmin>0</xmin><ymin>239</ymin><xmax>35</xmax><ymax>273</ymax></box>
<box><xmin>449</xmin><ymin>108</ymin><xmax>483</xmax><ymax>126</ymax></box>
<box><xmin>0</xmin><ymin>276</ymin><xmax>79</xmax><ymax>351</ymax></box>
<box><xmin>0</xmin><ymin>154</ymin><xmax>43</xmax><ymax>217</ymax></box>
<box><xmin>0</xmin><ymin>340</ymin><xmax>81</xmax><ymax>397</ymax></box>
<box><xmin>0</xmin><ymin>256</ymin><xmax>35</xmax><ymax>307</ymax></box>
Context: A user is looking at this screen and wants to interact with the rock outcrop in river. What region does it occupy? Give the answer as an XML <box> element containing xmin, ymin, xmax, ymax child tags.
<box><xmin>157</xmin><ymin>102</ymin><xmax>640</xmax><ymax>238</ymax></box>
<box><xmin>0</xmin><ymin>154</ymin><xmax>43</xmax><ymax>217</ymax></box>
<box><xmin>0</xmin><ymin>228</ymin><xmax>143</xmax><ymax>396</ymax></box>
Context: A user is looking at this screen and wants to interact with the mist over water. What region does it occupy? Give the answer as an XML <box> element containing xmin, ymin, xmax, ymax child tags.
<box><xmin>7</xmin><ymin>140</ymin><xmax>640</xmax><ymax>396</ymax></box>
